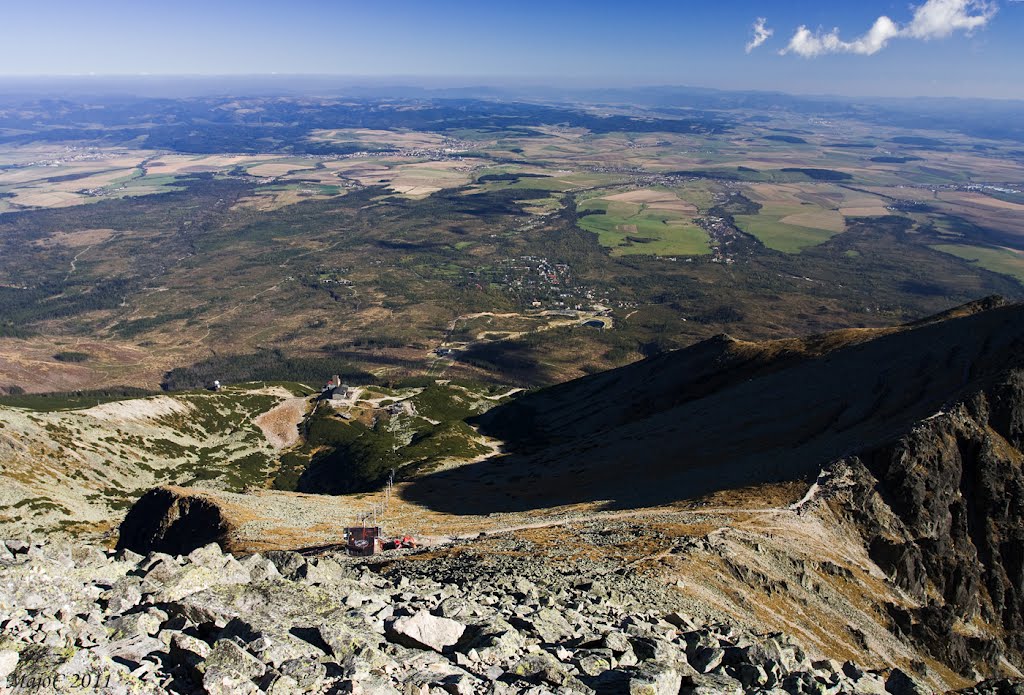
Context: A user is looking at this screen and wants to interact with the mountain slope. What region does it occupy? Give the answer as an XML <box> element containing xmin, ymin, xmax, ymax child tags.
<box><xmin>402</xmin><ymin>296</ymin><xmax>1024</xmax><ymax>513</ymax></box>
<box><xmin>109</xmin><ymin>297</ymin><xmax>1024</xmax><ymax>684</ymax></box>
<box><xmin>396</xmin><ymin>296</ymin><xmax>1024</xmax><ymax>679</ymax></box>
<box><xmin>0</xmin><ymin>385</ymin><xmax>307</xmax><ymax>537</ymax></box>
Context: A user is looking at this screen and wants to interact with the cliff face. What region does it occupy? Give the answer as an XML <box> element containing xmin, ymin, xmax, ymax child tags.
<box><xmin>830</xmin><ymin>370</ymin><xmax>1024</xmax><ymax>676</ymax></box>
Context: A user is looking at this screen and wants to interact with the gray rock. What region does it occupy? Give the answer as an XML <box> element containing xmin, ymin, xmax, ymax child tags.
<box><xmin>628</xmin><ymin>662</ymin><xmax>683</xmax><ymax>695</ymax></box>
<box><xmin>147</xmin><ymin>559</ymin><xmax>250</xmax><ymax>603</ymax></box>
<box><xmin>203</xmin><ymin>669</ymin><xmax>263</xmax><ymax>695</ymax></box>
<box><xmin>105</xmin><ymin>610</ymin><xmax>162</xmax><ymax>640</ymax></box>
<box><xmin>440</xmin><ymin>672</ymin><xmax>478</xmax><ymax>695</ymax></box>
<box><xmin>733</xmin><ymin>662</ymin><xmax>768</xmax><ymax>688</ymax></box>
<box><xmin>256</xmin><ymin>634</ymin><xmax>320</xmax><ymax>669</ymax></box>
<box><xmin>690</xmin><ymin>646</ymin><xmax>724</xmax><ymax>674</ymax></box>
<box><xmin>169</xmin><ymin>632</ymin><xmax>211</xmax><ymax>678</ymax></box>
<box><xmin>115</xmin><ymin>548</ymin><xmax>144</xmax><ymax>564</ymax></box>
<box><xmin>263</xmin><ymin>672</ymin><xmax>300</xmax><ymax>694</ymax></box>
<box><xmin>460</xmin><ymin>617</ymin><xmax>526</xmax><ymax>664</ymax></box>
<box><xmin>436</xmin><ymin>596</ymin><xmax>476</xmax><ymax>620</ymax></box>
<box><xmin>682</xmin><ymin>673</ymin><xmax>744</xmax><ymax>695</ymax></box>
<box><xmin>280</xmin><ymin>657</ymin><xmax>328</xmax><ymax>691</ymax></box>
<box><xmin>885</xmin><ymin>668</ymin><xmax>931</xmax><ymax>695</ymax></box>
<box><xmin>4</xmin><ymin>540</ymin><xmax>30</xmax><ymax>554</ymax></box>
<box><xmin>318</xmin><ymin>618</ymin><xmax>392</xmax><ymax>677</ymax></box>
<box><xmin>202</xmin><ymin>639</ymin><xmax>266</xmax><ymax>693</ymax></box>
<box><xmin>303</xmin><ymin>556</ymin><xmax>358</xmax><ymax>585</ymax></box>
<box><xmin>387</xmin><ymin>610</ymin><xmax>466</xmax><ymax>652</ymax></box>
<box><xmin>239</xmin><ymin>554</ymin><xmax>282</xmax><ymax>582</ymax></box>
<box><xmin>526</xmin><ymin>607</ymin><xmax>574</xmax><ymax>643</ymax></box>
<box><xmin>0</xmin><ymin>650</ymin><xmax>18</xmax><ymax>680</ymax></box>
<box><xmin>576</xmin><ymin>652</ymin><xmax>613</xmax><ymax>677</ymax></box>
<box><xmin>850</xmin><ymin>674</ymin><xmax>889</xmax><ymax>694</ymax></box>
<box><xmin>511</xmin><ymin>652</ymin><xmax>570</xmax><ymax>686</ymax></box>
<box><xmin>664</xmin><ymin>611</ymin><xmax>698</xmax><ymax>630</ymax></box>
<box><xmin>96</xmin><ymin>634</ymin><xmax>165</xmax><ymax>666</ymax></box>
<box><xmin>350</xmin><ymin>674</ymin><xmax>402</xmax><ymax>694</ymax></box>
<box><xmin>187</xmin><ymin>542</ymin><xmax>225</xmax><ymax>566</ymax></box>
<box><xmin>263</xmin><ymin>550</ymin><xmax>307</xmax><ymax>579</ymax></box>
<box><xmin>630</xmin><ymin>636</ymin><xmax>680</xmax><ymax>663</ymax></box>
<box><xmin>102</xmin><ymin>576</ymin><xmax>143</xmax><ymax>614</ymax></box>
<box><xmin>603</xmin><ymin>630</ymin><xmax>632</xmax><ymax>654</ymax></box>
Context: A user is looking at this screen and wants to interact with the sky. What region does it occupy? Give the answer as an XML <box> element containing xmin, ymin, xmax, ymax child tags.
<box><xmin>0</xmin><ymin>0</ymin><xmax>1021</xmax><ymax>99</ymax></box>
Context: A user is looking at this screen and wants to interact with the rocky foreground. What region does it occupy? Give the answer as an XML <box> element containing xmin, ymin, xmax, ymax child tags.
<box><xmin>0</xmin><ymin>539</ymin><xmax>1019</xmax><ymax>695</ymax></box>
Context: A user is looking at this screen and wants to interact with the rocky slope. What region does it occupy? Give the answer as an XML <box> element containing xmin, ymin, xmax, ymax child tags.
<box><xmin>102</xmin><ymin>297</ymin><xmax>1024</xmax><ymax>688</ymax></box>
<box><xmin>10</xmin><ymin>297</ymin><xmax>1024</xmax><ymax>690</ymax></box>
<box><xmin>821</xmin><ymin>369</ymin><xmax>1024</xmax><ymax>679</ymax></box>
<box><xmin>2</xmin><ymin>536</ymin><xmax>1005</xmax><ymax>695</ymax></box>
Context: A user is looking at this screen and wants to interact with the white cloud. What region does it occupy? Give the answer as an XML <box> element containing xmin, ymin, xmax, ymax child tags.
<box><xmin>780</xmin><ymin>0</ymin><xmax>997</xmax><ymax>57</ymax></box>
<box><xmin>746</xmin><ymin>17</ymin><xmax>774</xmax><ymax>53</ymax></box>
<box><xmin>905</xmin><ymin>0</ymin><xmax>997</xmax><ymax>38</ymax></box>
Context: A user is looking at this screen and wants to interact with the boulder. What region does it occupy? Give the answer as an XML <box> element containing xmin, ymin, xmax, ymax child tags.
<box><xmin>202</xmin><ymin>639</ymin><xmax>267</xmax><ymax>694</ymax></box>
<box><xmin>629</xmin><ymin>662</ymin><xmax>684</xmax><ymax>695</ymax></box>
<box><xmin>682</xmin><ymin>673</ymin><xmax>744</xmax><ymax>695</ymax></box>
<box><xmin>96</xmin><ymin>634</ymin><xmax>165</xmax><ymax>667</ymax></box>
<box><xmin>511</xmin><ymin>652</ymin><xmax>570</xmax><ymax>686</ymax></box>
<box><xmin>0</xmin><ymin>650</ymin><xmax>18</xmax><ymax>680</ymax></box>
<box><xmin>459</xmin><ymin>615</ymin><xmax>526</xmax><ymax>660</ymax></box>
<box><xmin>117</xmin><ymin>487</ymin><xmax>229</xmax><ymax>556</ymax></box>
<box><xmin>690</xmin><ymin>646</ymin><xmax>725</xmax><ymax>674</ymax></box>
<box><xmin>526</xmin><ymin>608</ymin><xmax>574</xmax><ymax>643</ymax></box>
<box><xmin>387</xmin><ymin>610</ymin><xmax>466</xmax><ymax>652</ymax></box>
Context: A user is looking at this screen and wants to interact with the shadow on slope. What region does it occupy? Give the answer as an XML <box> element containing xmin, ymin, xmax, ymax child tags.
<box><xmin>401</xmin><ymin>297</ymin><xmax>1024</xmax><ymax>514</ymax></box>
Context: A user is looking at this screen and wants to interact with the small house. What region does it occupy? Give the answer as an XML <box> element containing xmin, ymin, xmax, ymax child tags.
<box><xmin>345</xmin><ymin>527</ymin><xmax>382</xmax><ymax>556</ymax></box>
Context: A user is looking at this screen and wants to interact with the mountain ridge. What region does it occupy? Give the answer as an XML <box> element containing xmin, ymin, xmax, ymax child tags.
<box><xmin>397</xmin><ymin>295</ymin><xmax>1024</xmax><ymax>513</ymax></box>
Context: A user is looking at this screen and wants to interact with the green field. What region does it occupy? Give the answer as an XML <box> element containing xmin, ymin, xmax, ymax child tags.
<box><xmin>734</xmin><ymin>204</ymin><xmax>845</xmax><ymax>254</ymax></box>
<box><xmin>931</xmin><ymin>244</ymin><xmax>1024</xmax><ymax>283</ymax></box>
<box><xmin>577</xmin><ymin>198</ymin><xmax>710</xmax><ymax>256</ymax></box>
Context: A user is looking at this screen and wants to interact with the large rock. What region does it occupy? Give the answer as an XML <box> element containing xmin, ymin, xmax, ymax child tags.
<box><xmin>525</xmin><ymin>607</ymin><xmax>575</xmax><ymax>643</ymax></box>
<box><xmin>629</xmin><ymin>662</ymin><xmax>684</xmax><ymax>695</ymax></box>
<box><xmin>682</xmin><ymin>673</ymin><xmax>744</xmax><ymax>695</ymax></box>
<box><xmin>117</xmin><ymin>487</ymin><xmax>229</xmax><ymax>555</ymax></box>
<box><xmin>386</xmin><ymin>610</ymin><xmax>466</xmax><ymax>652</ymax></box>
<box><xmin>511</xmin><ymin>652</ymin><xmax>570</xmax><ymax>686</ymax></box>
<box><xmin>116</xmin><ymin>485</ymin><xmax>358</xmax><ymax>555</ymax></box>
<box><xmin>0</xmin><ymin>650</ymin><xmax>18</xmax><ymax>680</ymax></box>
<box><xmin>202</xmin><ymin>639</ymin><xmax>267</xmax><ymax>695</ymax></box>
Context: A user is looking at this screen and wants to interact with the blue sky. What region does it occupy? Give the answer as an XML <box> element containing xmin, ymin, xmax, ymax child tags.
<box><xmin>1</xmin><ymin>0</ymin><xmax>1020</xmax><ymax>98</ymax></box>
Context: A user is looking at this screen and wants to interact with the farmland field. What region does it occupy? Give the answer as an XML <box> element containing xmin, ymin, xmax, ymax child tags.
<box><xmin>0</xmin><ymin>92</ymin><xmax>1021</xmax><ymax>396</ymax></box>
<box><xmin>577</xmin><ymin>189</ymin><xmax>709</xmax><ymax>256</ymax></box>
<box><xmin>931</xmin><ymin>244</ymin><xmax>1024</xmax><ymax>283</ymax></box>
<box><xmin>733</xmin><ymin>183</ymin><xmax>850</xmax><ymax>253</ymax></box>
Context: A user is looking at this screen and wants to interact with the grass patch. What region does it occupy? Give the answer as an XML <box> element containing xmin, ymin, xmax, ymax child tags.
<box><xmin>733</xmin><ymin>199</ymin><xmax>845</xmax><ymax>254</ymax></box>
<box><xmin>930</xmin><ymin>244</ymin><xmax>1024</xmax><ymax>284</ymax></box>
<box><xmin>577</xmin><ymin>197</ymin><xmax>710</xmax><ymax>256</ymax></box>
<box><xmin>734</xmin><ymin>213</ymin><xmax>843</xmax><ymax>253</ymax></box>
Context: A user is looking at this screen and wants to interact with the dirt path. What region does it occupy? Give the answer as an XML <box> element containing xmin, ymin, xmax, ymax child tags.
<box><xmin>64</xmin><ymin>244</ymin><xmax>96</xmax><ymax>282</ymax></box>
<box><xmin>421</xmin><ymin>504</ymin><xmax>794</xmax><ymax>546</ymax></box>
